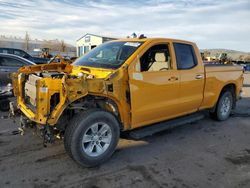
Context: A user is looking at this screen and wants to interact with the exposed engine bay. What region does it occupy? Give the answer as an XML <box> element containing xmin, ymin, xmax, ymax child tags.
<box><xmin>24</xmin><ymin>72</ymin><xmax>66</xmax><ymax>107</ymax></box>
<box><xmin>38</xmin><ymin>71</ymin><xmax>65</xmax><ymax>78</ymax></box>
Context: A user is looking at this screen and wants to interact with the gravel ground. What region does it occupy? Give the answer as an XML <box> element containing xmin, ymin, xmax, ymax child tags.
<box><xmin>0</xmin><ymin>74</ymin><xmax>250</xmax><ymax>188</ymax></box>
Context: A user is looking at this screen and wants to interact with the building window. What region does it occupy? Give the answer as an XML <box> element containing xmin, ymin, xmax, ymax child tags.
<box><xmin>84</xmin><ymin>46</ymin><xmax>90</xmax><ymax>54</ymax></box>
<box><xmin>85</xmin><ymin>36</ymin><xmax>90</xmax><ymax>42</ymax></box>
<box><xmin>78</xmin><ymin>46</ymin><xmax>83</xmax><ymax>56</ymax></box>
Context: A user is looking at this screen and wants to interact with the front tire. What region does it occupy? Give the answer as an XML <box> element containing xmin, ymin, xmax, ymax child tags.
<box><xmin>64</xmin><ymin>109</ymin><xmax>120</xmax><ymax>167</ymax></box>
<box><xmin>210</xmin><ymin>91</ymin><xmax>233</xmax><ymax>121</ymax></box>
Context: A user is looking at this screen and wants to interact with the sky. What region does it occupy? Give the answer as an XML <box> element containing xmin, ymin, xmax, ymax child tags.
<box><xmin>0</xmin><ymin>0</ymin><xmax>250</xmax><ymax>51</ymax></box>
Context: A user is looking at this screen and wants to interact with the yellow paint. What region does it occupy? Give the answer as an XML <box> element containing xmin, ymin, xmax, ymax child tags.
<box><xmin>12</xmin><ymin>38</ymin><xmax>244</xmax><ymax>131</ymax></box>
<box><xmin>71</xmin><ymin>66</ymin><xmax>114</xmax><ymax>78</ymax></box>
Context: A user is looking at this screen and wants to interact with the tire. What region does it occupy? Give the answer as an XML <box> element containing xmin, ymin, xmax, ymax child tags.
<box><xmin>64</xmin><ymin>109</ymin><xmax>120</xmax><ymax>167</ymax></box>
<box><xmin>210</xmin><ymin>91</ymin><xmax>233</xmax><ymax>121</ymax></box>
<box><xmin>0</xmin><ymin>99</ymin><xmax>10</xmax><ymax>112</ymax></box>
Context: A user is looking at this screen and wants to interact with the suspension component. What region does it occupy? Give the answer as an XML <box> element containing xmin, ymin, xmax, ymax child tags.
<box><xmin>42</xmin><ymin>125</ymin><xmax>55</xmax><ymax>147</ymax></box>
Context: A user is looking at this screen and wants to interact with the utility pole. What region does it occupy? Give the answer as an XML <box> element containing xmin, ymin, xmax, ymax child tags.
<box><xmin>24</xmin><ymin>31</ymin><xmax>30</xmax><ymax>51</ymax></box>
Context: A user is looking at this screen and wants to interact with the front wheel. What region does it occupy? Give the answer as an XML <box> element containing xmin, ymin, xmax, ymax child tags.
<box><xmin>210</xmin><ymin>91</ymin><xmax>233</xmax><ymax>121</ymax></box>
<box><xmin>64</xmin><ymin>109</ymin><xmax>120</xmax><ymax>167</ymax></box>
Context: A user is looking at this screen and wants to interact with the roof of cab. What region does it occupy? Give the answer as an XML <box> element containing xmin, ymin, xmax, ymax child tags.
<box><xmin>113</xmin><ymin>37</ymin><xmax>196</xmax><ymax>45</ymax></box>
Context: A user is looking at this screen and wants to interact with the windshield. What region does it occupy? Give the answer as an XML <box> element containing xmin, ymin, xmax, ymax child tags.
<box><xmin>73</xmin><ymin>41</ymin><xmax>143</xmax><ymax>69</ymax></box>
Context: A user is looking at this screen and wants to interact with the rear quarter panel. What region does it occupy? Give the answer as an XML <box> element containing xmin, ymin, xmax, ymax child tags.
<box><xmin>200</xmin><ymin>65</ymin><xmax>244</xmax><ymax>109</ymax></box>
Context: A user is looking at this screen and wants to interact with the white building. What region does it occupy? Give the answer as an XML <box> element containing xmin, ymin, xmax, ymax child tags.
<box><xmin>76</xmin><ymin>33</ymin><xmax>117</xmax><ymax>57</ymax></box>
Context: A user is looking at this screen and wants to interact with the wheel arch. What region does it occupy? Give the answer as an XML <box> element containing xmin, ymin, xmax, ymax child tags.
<box><xmin>220</xmin><ymin>83</ymin><xmax>236</xmax><ymax>108</ymax></box>
<box><xmin>57</xmin><ymin>94</ymin><xmax>124</xmax><ymax>131</ymax></box>
<box><xmin>211</xmin><ymin>83</ymin><xmax>236</xmax><ymax>113</ymax></box>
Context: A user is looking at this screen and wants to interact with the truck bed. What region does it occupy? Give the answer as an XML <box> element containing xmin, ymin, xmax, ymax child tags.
<box><xmin>201</xmin><ymin>64</ymin><xmax>243</xmax><ymax>109</ymax></box>
<box><xmin>205</xmin><ymin>64</ymin><xmax>243</xmax><ymax>75</ymax></box>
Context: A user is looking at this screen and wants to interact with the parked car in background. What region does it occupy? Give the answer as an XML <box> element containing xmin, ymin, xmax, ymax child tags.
<box><xmin>0</xmin><ymin>53</ymin><xmax>36</xmax><ymax>90</ymax></box>
<box><xmin>0</xmin><ymin>83</ymin><xmax>12</xmax><ymax>111</ymax></box>
<box><xmin>0</xmin><ymin>48</ymin><xmax>49</xmax><ymax>64</ymax></box>
<box><xmin>243</xmin><ymin>64</ymin><xmax>250</xmax><ymax>72</ymax></box>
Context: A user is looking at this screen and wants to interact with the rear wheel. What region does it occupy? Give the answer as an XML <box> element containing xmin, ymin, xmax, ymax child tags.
<box><xmin>210</xmin><ymin>91</ymin><xmax>233</xmax><ymax>121</ymax></box>
<box><xmin>64</xmin><ymin>109</ymin><xmax>120</xmax><ymax>167</ymax></box>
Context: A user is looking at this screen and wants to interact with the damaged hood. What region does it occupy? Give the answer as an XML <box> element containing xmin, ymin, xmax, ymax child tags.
<box><xmin>17</xmin><ymin>63</ymin><xmax>115</xmax><ymax>79</ymax></box>
<box><xmin>70</xmin><ymin>66</ymin><xmax>115</xmax><ymax>79</ymax></box>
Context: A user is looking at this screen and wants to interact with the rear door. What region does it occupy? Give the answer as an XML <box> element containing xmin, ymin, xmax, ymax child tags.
<box><xmin>0</xmin><ymin>56</ymin><xmax>11</xmax><ymax>86</ymax></box>
<box><xmin>0</xmin><ymin>56</ymin><xmax>28</xmax><ymax>86</ymax></box>
<box><xmin>173</xmin><ymin>42</ymin><xmax>204</xmax><ymax>114</ymax></box>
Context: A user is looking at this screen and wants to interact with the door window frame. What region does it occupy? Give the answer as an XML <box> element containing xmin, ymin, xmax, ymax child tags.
<box><xmin>131</xmin><ymin>42</ymin><xmax>176</xmax><ymax>73</ymax></box>
<box><xmin>173</xmin><ymin>42</ymin><xmax>198</xmax><ymax>70</ymax></box>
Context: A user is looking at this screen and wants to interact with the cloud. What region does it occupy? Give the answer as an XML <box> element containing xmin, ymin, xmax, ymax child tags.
<box><xmin>0</xmin><ymin>0</ymin><xmax>249</xmax><ymax>51</ymax></box>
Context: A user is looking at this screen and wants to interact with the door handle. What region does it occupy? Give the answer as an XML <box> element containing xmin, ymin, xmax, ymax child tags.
<box><xmin>195</xmin><ymin>75</ymin><xmax>203</xmax><ymax>79</ymax></box>
<box><xmin>168</xmin><ymin>76</ymin><xmax>178</xmax><ymax>81</ymax></box>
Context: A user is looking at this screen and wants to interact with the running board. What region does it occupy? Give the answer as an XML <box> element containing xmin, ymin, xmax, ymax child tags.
<box><xmin>129</xmin><ymin>112</ymin><xmax>205</xmax><ymax>139</ymax></box>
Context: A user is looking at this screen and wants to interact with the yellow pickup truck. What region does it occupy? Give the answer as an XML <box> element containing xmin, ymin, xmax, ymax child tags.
<box><xmin>11</xmin><ymin>37</ymin><xmax>244</xmax><ymax>167</ymax></box>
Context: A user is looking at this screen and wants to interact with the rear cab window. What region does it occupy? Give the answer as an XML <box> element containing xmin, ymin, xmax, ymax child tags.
<box><xmin>173</xmin><ymin>43</ymin><xmax>197</xmax><ymax>69</ymax></box>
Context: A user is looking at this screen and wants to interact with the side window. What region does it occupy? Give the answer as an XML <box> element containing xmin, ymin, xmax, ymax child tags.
<box><xmin>13</xmin><ymin>50</ymin><xmax>26</xmax><ymax>57</ymax></box>
<box><xmin>0</xmin><ymin>49</ymin><xmax>8</xmax><ymax>54</ymax></box>
<box><xmin>0</xmin><ymin>57</ymin><xmax>26</xmax><ymax>67</ymax></box>
<box><xmin>140</xmin><ymin>44</ymin><xmax>171</xmax><ymax>72</ymax></box>
<box><xmin>174</xmin><ymin>43</ymin><xmax>197</xmax><ymax>69</ymax></box>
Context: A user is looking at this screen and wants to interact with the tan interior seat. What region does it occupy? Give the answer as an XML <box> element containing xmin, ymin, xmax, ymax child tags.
<box><xmin>148</xmin><ymin>52</ymin><xmax>169</xmax><ymax>71</ymax></box>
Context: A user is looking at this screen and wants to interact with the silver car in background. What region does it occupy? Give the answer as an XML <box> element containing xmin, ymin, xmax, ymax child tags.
<box><xmin>0</xmin><ymin>53</ymin><xmax>36</xmax><ymax>93</ymax></box>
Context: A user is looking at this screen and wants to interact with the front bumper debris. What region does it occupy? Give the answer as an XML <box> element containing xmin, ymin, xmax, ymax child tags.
<box><xmin>9</xmin><ymin>101</ymin><xmax>17</xmax><ymax>117</ymax></box>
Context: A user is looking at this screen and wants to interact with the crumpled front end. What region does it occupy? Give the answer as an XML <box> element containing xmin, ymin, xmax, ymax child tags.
<box><xmin>12</xmin><ymin>63</ymin><xmax>91</xmax><ymax>126</ymax></box>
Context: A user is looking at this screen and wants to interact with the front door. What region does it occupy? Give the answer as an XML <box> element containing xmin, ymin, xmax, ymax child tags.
<box><xmin>128</xmin><ymin>43</ymin><xmax>181</xmax><ymax>128</ymax></box>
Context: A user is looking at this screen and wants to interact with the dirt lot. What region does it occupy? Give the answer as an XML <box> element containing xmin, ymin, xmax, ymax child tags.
<box><xmin>0</xmin><ymin>74</ymin><xmax>250</xmax><ymax>188</ymax></box>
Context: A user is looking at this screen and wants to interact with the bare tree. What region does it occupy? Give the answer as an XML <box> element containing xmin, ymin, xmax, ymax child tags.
<box><xmin>60</xmin><ymin>40</ymin><xmax>66</xmax><ymax>52</ymax></box>
<box><xmin>203</xmin><ymin>50</ymin><xmax>211</xmax><ymax>57</ymax></box>
<box><xmin>238</xmin><ymin>55</ymin><xmax>245</xmax><ymax>61</ymax></box>
<box><xmin>24</xmin><ymin>31</ymin><xmax>30</xmax><ymax>51</ymax></box>
<box><xmin>244</xmin><ymin>55</ymin><xmax>250</xmax><ymax>62</ymax></box>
